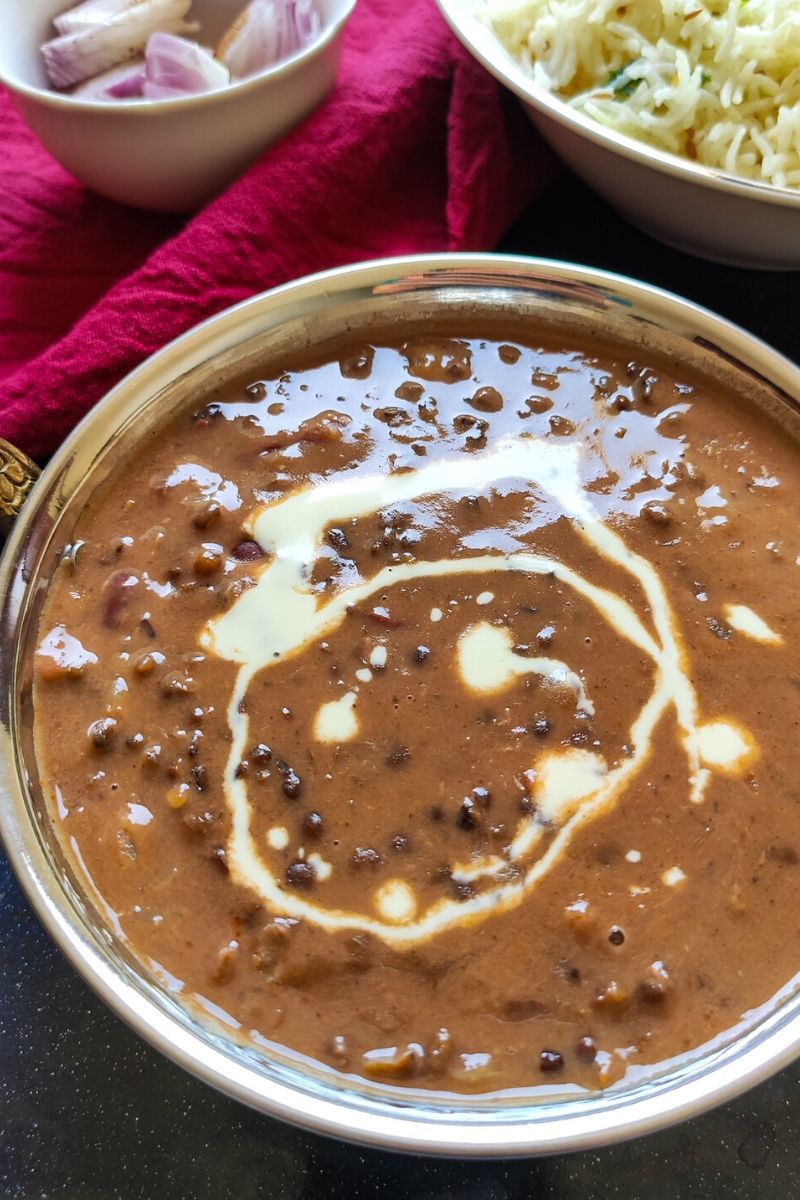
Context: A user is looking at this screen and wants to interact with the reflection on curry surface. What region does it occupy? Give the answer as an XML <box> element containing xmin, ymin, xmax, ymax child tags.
<box><xmin>34</xmin><ymin>323</ymin><xmax>800</xmax><ymax>1092</ymax></box>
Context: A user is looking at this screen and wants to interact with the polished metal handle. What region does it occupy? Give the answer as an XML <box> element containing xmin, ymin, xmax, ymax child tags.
<box><xmin>0</xmin><ymin>439</ymin><xmax>40</xmax><ymax>538</ymax></box>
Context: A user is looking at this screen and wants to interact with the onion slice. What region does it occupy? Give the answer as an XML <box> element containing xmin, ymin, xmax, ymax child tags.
<box><xmin>53</xmin><ymin>0</ymin><xmax>141</xmax><ymax>37</ymax></box>
<box><xmin>73</xmin><ymin>59</ymin><xmax>146</xmax><ymax>99</ymax></box>
<box><xmin>42</xmin><ymin>0</ymin><xmax>194</xmax><ymax>89</ymax></box>
<box><xmin>143</xmin><ymin>32</ymin><xmax>230</xmax><ymax>100</ymax></box>
<box><xmin>216</xmin><ymin>0</ymin><xmax>322</xmax><ymax>81</ymax></box>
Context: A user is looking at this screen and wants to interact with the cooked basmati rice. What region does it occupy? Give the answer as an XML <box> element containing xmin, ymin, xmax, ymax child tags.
<box><xmin>481</xmin><ymin>0</ymin><xmax>800</xmax><ymax>189</ymax></box>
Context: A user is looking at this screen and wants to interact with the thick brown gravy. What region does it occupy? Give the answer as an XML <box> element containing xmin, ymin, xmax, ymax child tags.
<box><xmin>33</xmin><ymin>320</ymin><xmax>800</xmax><ymax>1094</ymax></box>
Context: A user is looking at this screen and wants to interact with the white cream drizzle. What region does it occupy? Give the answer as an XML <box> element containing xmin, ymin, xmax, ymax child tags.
<box><xmin>369</xmin><ymin>645</ymin><xmax>388</xmax><ymax>668</ymax></box>
<box><xmin>200</xmin><ymin>435</ymin><xmax>753</xmax><ymax>948</ymax></box>
<box><xmin>313</xmin><ymin>691</ymin><xmax>359</xmax><ymax>743</ymax></box>
<box><xmin>374</xmin><ymin>878</ymin><xmax>417</xmax><ymax>923</ymax></box>
<box><xmin>456</xmin><ymin>622</ymin><xmax>594</xmax><ymax>714</ymax></box>
<box><xmin>307</xmin><ymin>852</ymin><xmax>333</xmax><ymax>882</ymax></box>
<box><xmin>533</xmin><ymin>749</ymin><xmax>608</xmax><ymax>826</ymax></box>
<box><xmin>697</xmin><ymin>719</ymin><xmax>756</xmax><ymax>772</ymax></box>
<box><xmin>723</xmin><ymin>603</ymin><xmax>782</xmax><ymax>645</ymax></box>
<box><xmin>451</xmin><ymin>854</ymin><xmax>508</xmax><ymax>883</ymax></box>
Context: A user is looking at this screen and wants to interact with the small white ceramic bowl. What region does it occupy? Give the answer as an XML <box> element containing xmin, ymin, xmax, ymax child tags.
<box><xmin>437</xmin><ymin>0</ymin><xmax>800</xmax><ymax>270</ymax></box>
<box><xmin>0</xmin><ymin>0</ymin><xmax>355</xmax><ymax>212</ymax></box>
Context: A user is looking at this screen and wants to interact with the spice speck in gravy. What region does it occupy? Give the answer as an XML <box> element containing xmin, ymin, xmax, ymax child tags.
<box><xmin>34</xmin><ymin>322</ymin><xmax>800</xmax><ymax>1093</ymax></box>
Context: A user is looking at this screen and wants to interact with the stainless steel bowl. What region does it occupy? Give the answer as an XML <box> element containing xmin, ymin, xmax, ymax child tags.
<box><xmin>436</xmin><ymin>0</ymin><xmax>800</xmax><ymax>270</ymax></box>
<box><xmin>3</xmin><ymin>255</ymin><xmax>800</xmax><ymax>1156</ymax></box>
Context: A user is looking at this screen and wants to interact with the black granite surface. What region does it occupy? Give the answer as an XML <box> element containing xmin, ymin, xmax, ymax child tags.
<box><xmin>2</xmin><ymin>172</ymin><xmax>799</xmax><ymax>1200</ymax></box>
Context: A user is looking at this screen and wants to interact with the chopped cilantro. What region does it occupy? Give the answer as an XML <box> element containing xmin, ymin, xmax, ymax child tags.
<box><xmin>607</xmin><ymin>60</ymin><xmax>643</xmax><ymax>100</ymax></box>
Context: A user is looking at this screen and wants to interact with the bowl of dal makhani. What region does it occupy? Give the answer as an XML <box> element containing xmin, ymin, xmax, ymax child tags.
<box><xmin>4</xmin><ymin>255</ymin><xmax>800</xmax><ymax>1156</ymax></box>
<box><xmin>437</xmin><ymin>0</ymin><xmax>800</xmax><ymax>269</ymax></box>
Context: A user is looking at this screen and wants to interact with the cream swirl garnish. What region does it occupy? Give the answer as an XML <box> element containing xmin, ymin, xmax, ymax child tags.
<box><xmin>723</xmin><ymin>603</ymin><xmax>782</xmax><ymax>644</ymax></box>
<box><xmin>456</xmin><ymin>622</ymin><xmax>594</xmax><ymax>714</ymax></box>
<box><xmin>201</xmin><ymin>436</ymin><xmax>758</xmax><ymax>947</ymax></box>
<box><xmin>313</xmin><ymin>691</ymin><xmax>359</xmax><ymax>743</ymax></box>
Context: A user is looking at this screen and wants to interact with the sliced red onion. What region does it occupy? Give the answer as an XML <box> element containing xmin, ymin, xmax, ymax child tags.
<box><xmin>217</xmin><ymin>0</ymin><xmax>322</xmax><ymax>81</ymax></box>
<box><xmin>73</xmin><ymin>59</ymin><xmax>146</xmax><ymax>99</ymax></box>
<box><xmin>42</xmin><ymin>0</ymin><xmax>194</xmax><ymax>89</ymax></box>
<box><xmin>105</xmin><ymin>63</ymin><xmax>147</xmax><ymax>96</ymax></box>
<box><xmin>143</xmin><ymin>32</ymin><xmax>230</xmax><ymax>100</ymax></box>
<box><xmin>291</xmin><ymin>0</ymin><xmax>321</xmax><ymax>47</ymax></box>
<box><xmin>53</xmin><ymin>0</ymin><xmax>141</xmax><ymax>37</ymax></box>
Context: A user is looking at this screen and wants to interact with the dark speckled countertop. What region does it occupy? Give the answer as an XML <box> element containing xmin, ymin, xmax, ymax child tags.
<box><xmin>2</xmin><ymin>173</ymin><xmax>799</xmax><ymax>1200</ymax></box>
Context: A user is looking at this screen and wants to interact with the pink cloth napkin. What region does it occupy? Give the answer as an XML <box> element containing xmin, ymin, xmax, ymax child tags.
<box><xmin>0</xmin><ymin>0</ymin><xmax>556</xmax><ymax>462</ymax></box>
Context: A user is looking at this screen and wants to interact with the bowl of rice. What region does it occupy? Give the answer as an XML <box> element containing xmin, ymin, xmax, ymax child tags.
<box><xmin>436</xmin><ymin>0</ymin><xmax>800</xmax><ymax>269</ymax></box>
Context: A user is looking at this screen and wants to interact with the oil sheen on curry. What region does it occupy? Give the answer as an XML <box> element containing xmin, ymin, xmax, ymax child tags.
<box><xmin>34</xmin><ymin>321</ymin><xmax>800</xmax><ymax>1094</ymax></box>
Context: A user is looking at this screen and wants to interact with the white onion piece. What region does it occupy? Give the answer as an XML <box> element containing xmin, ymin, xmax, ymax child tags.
<box><xmin>73</xmin><ymin>59</ymin><xmax>146</xmax><ymax>99</ymax></box>
<box><xmin>53</xmin><ymin>0</ymin><xmax>140</xmax><ymax>37</ymax></box>
<box><xmin>143</xmin><ymin>33</ymin><xmax>230</xmax><ymax>100</ymax></box>
<box><xmin>217</xmin><ymin>0</ymin><xmax>322</xmax><ymax>81</ymax></box>
<box><xmin>42</xmin><ymin>0</ymin><xmax>194</xmax><ymax>89</ymax></box>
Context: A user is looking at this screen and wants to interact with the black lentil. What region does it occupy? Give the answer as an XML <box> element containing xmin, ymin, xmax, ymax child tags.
<box><xmin>285</xmin><ymin>861</ymin><xmax>316</xmax><ymax>888</ymax></box>
<box><xmin>302</xmin><ymin>811</ymin><xmax>324</xmax><ymax>838</ymax></box>
<box><xmin>539</xmin><ymin>1050</ymin><xmax>564</xmax><ymax>1073</ymax></box>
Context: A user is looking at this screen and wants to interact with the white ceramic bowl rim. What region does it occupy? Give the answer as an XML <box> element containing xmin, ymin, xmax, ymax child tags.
<box><xmin>0</xmin><ymin>0</ymin><xmax>356</xmax><ymax>114</ymax></box>
<box><xmin>436</xmin><ymin>0</ymin><xmax>800</xmax><ymax>211</ymax></box>
<box><xmin>3</xmin><ymin>254</ymin><xmax>800</xmax><ymax>1157</ymax></box>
